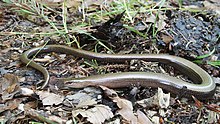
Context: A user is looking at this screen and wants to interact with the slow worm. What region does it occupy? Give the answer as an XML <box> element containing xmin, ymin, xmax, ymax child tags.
<box><xmin>20</xmin><ymin>45</ymin><xmax>216</xmax><ymax>100</ymax></box>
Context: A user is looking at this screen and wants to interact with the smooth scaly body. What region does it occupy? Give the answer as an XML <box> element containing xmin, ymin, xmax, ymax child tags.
<box><xmin>20</xmin><ymin>45</ymin><xmax>216</xmax><ymax>100</ymax></box>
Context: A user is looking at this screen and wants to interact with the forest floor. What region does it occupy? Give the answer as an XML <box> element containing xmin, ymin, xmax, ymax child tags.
<box><xmin>0</xmin><ymin>0</ymin><xmax>220</xmax><ymax>123</ymax></box>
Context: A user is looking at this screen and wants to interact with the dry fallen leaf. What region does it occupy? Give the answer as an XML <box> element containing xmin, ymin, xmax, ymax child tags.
<box><xmin>72</xmin><ymin>104</ymin><xmax>114</xmax><ymax>124</ymax></box>
<box><xmin>63</xmin><ymin>87</ymin><xmax>102</xmax><ymax>108</ymax></box>
<box><xmin>114</xmin><ymin>97</ymin><xmax>137</xmax><ymax>124</ymax></box>
<box><xmin>161</xmin><ymin>34</ymin><xmax>173</xmax><ymax>44</ymax></box>
<box><xmin>0</xmin><ymin>99</ymin><xmax>22</xmax><ymax>113</ymax></box>
<box><xmin>1</xmin><ymin>74</ymin><xmax>19</xmax><ymax>93</ymax></box>
<box><xmin>37</xmin><ymin>91</ymin><xmax>64</xmax><ymax>106</ymax></box>
<box><xmin>65</xmin><ymin>92</ymin><xmax>98</xmax><ymax>108</ymax></box>
<box><xmin>99</xmin><ymin>85</ymin><xmax>118</xmax><ymax>97</ymax></box>
<box><xmin>0</xmin><ymin>74</ymin><xmax>20</xmax><ymax>101</ymax></box>
<box><xmin>146</xmin><ymin>14</ymin><xmax>167</xmax><ymax>31</ymax></box>
<box><xmin>20</xmin><ymin>88</ymin><xmax>35</xmax><ymax>96</ymax></box>
<box><xmin>158</xmin><ymin>88</ymin><xmax>170</xmax><ymax>108</ymax></box>
<box><xmin>137</xmin><ymin>110</ymin><xmax>153</xmax><ymax>124</ymax></box>
<box><xmin>151</xmin><ymin>116</ymin><xmax>160</xmax><ymax>124</ymax></box>
<box><xmin>100</xmin><ymin>86</ymin><xmax>138</xmax><ymax>124</ymax></box>
<box><xmin>137</xmin><ymin>87</ymin><xmax>170</xmax><ymax>109</ymax></box>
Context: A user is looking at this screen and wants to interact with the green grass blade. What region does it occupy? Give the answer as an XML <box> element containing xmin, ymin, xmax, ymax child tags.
<box><xmin>196</xmin><ymin>48</ymin><xmax>215</xmax><ymax>59</ymax></box>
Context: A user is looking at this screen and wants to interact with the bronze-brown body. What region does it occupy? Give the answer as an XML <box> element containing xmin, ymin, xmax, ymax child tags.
<box><xmin>20</xmin><ymin>45</ymin><xmax>216</xmax><ymax>100</ymax></box>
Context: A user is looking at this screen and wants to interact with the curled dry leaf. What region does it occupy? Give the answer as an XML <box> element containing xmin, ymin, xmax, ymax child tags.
<box><xmin>36</xmin><ymin>91</ymin><xmax>64</xmax><ymax>106</ymax></box>
<box><xmin>63</xmin><ymin>87</ymin><xmax>101</xmax><ymax>109</ymax></box>
<box><xmin>64</xmin><ymin>92</ymin><xmax>98</xmax><ymax>108</ymax></box>
<box><xmin>114</xmin><ymin>97</ymin><xmax>137</xmax><ymax>124</ymax></box>
<box><xmin>0</xmin><ymin>73</ymin><xmax>20</xmax><ymax>101</ymax></box>
<box><xmin>72</xmin><ymin>104</ymin><xmax>113</xmax><ymax>124</ymax></box>
<box><xmin>158</xmin><ymin>88</ymin><xmax>170</xmax><ymax>108</ymax></box>
<box><xmin>99</xmin><ymin>85</ymin><xmax>118</xmax><ymax>97</ymax></box>
<box><xmin>137</xmin><ymin>87</ymin><xmax>170</xmax><ymax>109</ymax></box>
<box><xmin>100</xmin><ymin>86</ymin><xmax>138</xmax><ymax>124</ymax></box>
<box><xmin>1</xmin><ymin>74</ymin><xmax>19</xmax><ymax>93</ymax></box>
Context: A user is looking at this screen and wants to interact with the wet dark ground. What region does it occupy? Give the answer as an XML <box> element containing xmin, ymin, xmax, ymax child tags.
<box><xmin>0</xmin><ymin>0</ymin><xmax>220</xmax><ymax>123</ymax></box>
